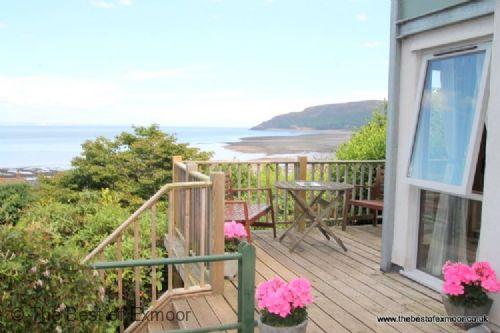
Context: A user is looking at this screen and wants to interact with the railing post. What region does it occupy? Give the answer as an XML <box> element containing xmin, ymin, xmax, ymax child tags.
<box><xmin>210</xmin><ymin>171</ymin><xmax>225</xmax><ymax>293</ymax></box>
<box><xmin>238</xmin><ymin>242</ymin><xmax>256</xmax><ymax>333</ymax></box>
<box><xmin>296</xmin><ymin>156</ymin><xmax>307</xmax><ymax>231</ymax></box>
<box><xmin>172</xmin><ymin>155</ymin><xmax>182</xmax><ymax>230</ymax></box>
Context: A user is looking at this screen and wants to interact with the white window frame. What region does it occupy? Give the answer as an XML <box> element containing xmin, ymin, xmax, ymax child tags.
<box><xmin>405</xmin><ymin>42</ymin><xmax>491</xmax><ymax>195</ymax></box>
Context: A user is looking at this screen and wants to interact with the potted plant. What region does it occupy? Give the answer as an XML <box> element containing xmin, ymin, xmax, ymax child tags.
<box><xmin>442</xmin><ymin>261</ymin><xmax>500</xmax><ymax>329</ymax></box>
<box><xmin>224</xmin><ymin>221</ymin><xmax>248</xmax><ymax>278</ymax></box>
<box><xmin>256</xmin><ymin>276</ymin><xmax>313</xmax><ymax>333</ymax></box>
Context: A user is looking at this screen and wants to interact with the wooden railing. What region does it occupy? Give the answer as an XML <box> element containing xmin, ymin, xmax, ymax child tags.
<box><xmin>82</xmin><ymin>159</ymin><xmax>225</xmax><ymax>333</ymax></box>
<box><xmin>90</xmin><ymin>242</ymin><xmax>256</xmax><ymax>333</ymax></box>
<box><xmin>190</xmin><ymin>156</ymin><xmax>385</xmax><ymax>224</ymax></box>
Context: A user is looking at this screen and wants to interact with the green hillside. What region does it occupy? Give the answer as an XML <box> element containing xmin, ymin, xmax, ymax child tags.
<box><xmin>251</xmin><ymin>100</ymin><xmax>384</xmax><ymax>130</ymax></box>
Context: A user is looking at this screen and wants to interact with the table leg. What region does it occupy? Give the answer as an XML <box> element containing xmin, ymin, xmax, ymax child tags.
<box><xmin>279</xmin><ymin>190</ymin><xmax>325</xmax><ymax>243</ymax></box>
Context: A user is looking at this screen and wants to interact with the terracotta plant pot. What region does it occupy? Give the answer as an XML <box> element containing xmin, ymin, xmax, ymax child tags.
<box><xmin>258</xmin><ymin>319</ymin><xmax>308</xmax><ymax>333</ymax></box>
<box><xmin>224</xmin><ymin>253</ymin><xmax>238</xmax><ymax>278</ymax></box>
<box><xmin>442</xmin><ymin>295</ymin><xmax>493</xmax><ymax>330</ymax></box>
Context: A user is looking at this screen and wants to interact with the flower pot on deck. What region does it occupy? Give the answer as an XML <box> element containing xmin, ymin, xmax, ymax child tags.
<box><xmin>442</xmin><ymin>296</ymin><xmax>492</xmax><ymax>330</ymax></box>
<box><xmin>224</xmin><ymin>253</ymin><xmax>238</xmax><ymax>279</ymax></box>
<box><xmin>258</xmin><ymin>319</ymin><xmax>308</xmax><ymax>333</ymax></box>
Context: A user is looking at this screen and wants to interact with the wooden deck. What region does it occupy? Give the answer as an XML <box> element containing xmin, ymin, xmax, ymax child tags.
<box><xmin>169</xmin><ymin>225</ymin><xmax>463</xmax><ymax>333</ymax></box>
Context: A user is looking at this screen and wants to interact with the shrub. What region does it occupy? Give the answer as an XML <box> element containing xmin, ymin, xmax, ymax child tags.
<box><xmin>0</xmin><ymin>183</ymin><xmax>35</xmax><ymax>226</ymax></box>
<box><xmin>0</xmin><ymin>225</ymin><xmax>111</xmax><ymax>332</ymax></box>
<box><xmin>62</xmin><ymin>125</ymin><xmax>212</xmax><ymax>202</ymax></box>
<box><xmin>335</xmin><ymin>102</ymin><xmax>387</xmax><ymax>160</ymax></box>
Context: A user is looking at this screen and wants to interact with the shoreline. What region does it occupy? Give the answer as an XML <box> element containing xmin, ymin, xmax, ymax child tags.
<box><xmin>0</xmin><ymin>130</ymin><xmax>353</xmax><ymax>180</ymax></box>
<box><xmin>223</xmin><ymin>130</ymin><xmax>352</xmax><ymax>155</ymax></box>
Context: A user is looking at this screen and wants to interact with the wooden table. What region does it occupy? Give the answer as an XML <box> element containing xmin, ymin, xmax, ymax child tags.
<box><xmin>275</xmin><ymin>181</ymin><xmax>353</xmax><ymax>253</ymax></box>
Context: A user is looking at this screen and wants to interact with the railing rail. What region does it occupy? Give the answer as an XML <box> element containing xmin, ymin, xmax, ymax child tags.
<box><xmin>188</xmin><ymin>157</ymin><xmax>385</xmax><ymax>225</ymax></box>
<box><xmin>90</xmin><ymin>242</ymin><xmax>256</xmax><ymax>333</ymax></box>
<box><xmin>83</xmin><ymin>157</ymin><xmax>226</xmax><ymax>333</ymax></box>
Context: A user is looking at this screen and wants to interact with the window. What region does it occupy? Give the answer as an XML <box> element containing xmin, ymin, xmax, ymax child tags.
<box><xmin>407</xmin><ymin>44</ymin><xmax>490</xmax><ymax>195</ymax></box>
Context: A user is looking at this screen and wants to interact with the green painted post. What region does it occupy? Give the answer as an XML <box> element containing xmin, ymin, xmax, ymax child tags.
<box><xmin>238</xmin><ymin>242</ymin><xmax>256</xmax><ymax>333</ymax></box>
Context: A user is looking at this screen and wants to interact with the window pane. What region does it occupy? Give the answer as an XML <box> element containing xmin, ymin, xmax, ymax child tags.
<box><xmin>409</xmin><ymin>51</ymin><xmax>485</xmax><ymax>186</ymax></box>
<box><xmin>417</xmin><ymin>190</ymin><xmax>482</xmax><ymax>278</ymax></box>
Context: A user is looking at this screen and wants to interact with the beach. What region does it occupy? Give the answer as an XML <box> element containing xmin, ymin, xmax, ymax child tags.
<box><xmin>224</xmin><ymin>130</ymin><xmax>352</xmax><ymax>156</ymax></box>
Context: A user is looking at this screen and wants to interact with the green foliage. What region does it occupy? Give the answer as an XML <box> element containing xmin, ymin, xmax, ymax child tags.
<box><xmin>62</xmin><ymin>124</ymin><xmax>212</xmax><ymax>202</ymax></box>
<box><xmin>448</xmin><ymin>285</ymin><xmax>491</xmax><ymax>308</ymax></box>
<box><xmin>260</xmin><ymin>307</ymin><xmax>307</xmax><ymax>327</ymax></box>
<box><xmin>224</xmin><ymin>238</ymin><xmax>241</xmax><ymax>253</ymax></box>
<box><xmin>0</xmin><ymin>183</ymin><xmax>35</xmax><ymax>226</ymax></box>
<box><xmin>0</xmin><ymin>225</ymin><xmax>111</xmax><ymax>332</ymax></box>
<box><xmin>335</xmin><ymin>103</ymin><xmax>387</xmax><ymax>160</ymax></box>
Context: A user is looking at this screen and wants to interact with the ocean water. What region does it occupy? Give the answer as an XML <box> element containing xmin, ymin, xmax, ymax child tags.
<box><xmin>0</xmin><ymin>126</ymin><xmax>303</xmax><ymax>169</ymax></box>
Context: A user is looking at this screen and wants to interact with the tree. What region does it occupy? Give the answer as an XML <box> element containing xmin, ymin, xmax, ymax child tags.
<box><xmin>335</xmin><ymin>102</ymin><xmax>387</xmax><ymax>160</ymax></box>
<box><xmin>0</xmin><ymin>183</ymin><xmax>35</xmax><ymax>226</ymax></box>
<box><xmin>62</xmin><ymin>125</ymin><xmax>212</xmax><ymax>201</ymax></box>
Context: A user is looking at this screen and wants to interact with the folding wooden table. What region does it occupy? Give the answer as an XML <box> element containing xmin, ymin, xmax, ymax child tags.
<box><xmin>275</xmin><ymin>181</ymin><xmax>353</xmax><ymax>253</ymax></box>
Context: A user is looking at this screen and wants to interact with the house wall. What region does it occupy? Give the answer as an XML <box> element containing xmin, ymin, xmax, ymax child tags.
<box><xmin>391</xmin><ymin>11</ymin><xmax>500</xmax><ymax>325</ymax></box>
<box><xmin>398</xmin><ymin>0</ymin><xmax>469</xmax><ymax>21</ymax></box>
<box><xmin>477</xmin><ymin>0</ymin><xmax>500</xmax><ymax>326</ymax></box>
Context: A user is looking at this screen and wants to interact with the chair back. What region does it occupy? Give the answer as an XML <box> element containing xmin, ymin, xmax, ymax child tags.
<box><xmin>373</xmin><ymin>167</ymin><xmax>385</xmax><ymax>200</ymax></box>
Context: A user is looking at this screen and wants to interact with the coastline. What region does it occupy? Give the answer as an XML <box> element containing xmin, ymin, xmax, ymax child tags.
<box><xmin>0</xmin><ymin>129</ymin><xmax>353</xmax><ymax>182</ymax></box>
<box><xmin>223</xmin><ymin>130</ymin><xmax>352</xmax><ymax>155</ymax></box>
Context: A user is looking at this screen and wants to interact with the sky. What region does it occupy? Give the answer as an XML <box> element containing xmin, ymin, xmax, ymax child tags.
<box><xmin>0</xmin><ymin>0</ymin><xmax>390</xmax><ymax>127</ymax></box>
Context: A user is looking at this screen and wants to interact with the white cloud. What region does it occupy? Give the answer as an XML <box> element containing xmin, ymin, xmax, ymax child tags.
<box><xmin>90</xmin><ymin>0</ymin><xmax>132</xmax><ymax>9</ymax></box>
<box><xmin>355</xmin><ymin>13</ymin><xmax>368</xmax><ymax>22</ymax></box>
<box><xmin>0</xmin><ymin>75</ymin><xmax>122</xmax><ymax>110</ymax></box>
<box><xmin>123</xmin><ymin>68</ymin><xmax>189</xmax><ymax>81</ymax></box>
<box><xmin>118</xmin><ymin>0</ymin><xmax>132</xmax><ymax>5</ymax></box>
<box><xmin>362</xmin><ymin>41</ymin><xmax>382</xmax><ymax>48</ymax></box>
<box><xmin>0</xmin><ymin>21</ymin><xmax>6</xmax><ymax>29</ymax></box>
<box><xmin>0</xmin><ymin>72</ymin><xmax>387</xmax><ymax>126</ymax></box>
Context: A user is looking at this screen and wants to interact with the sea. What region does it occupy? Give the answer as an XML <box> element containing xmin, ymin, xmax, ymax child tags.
<box><xmin>0</xmin><ymin>126</ymin><xmax>304</xmax><ymax>169</ymax></box>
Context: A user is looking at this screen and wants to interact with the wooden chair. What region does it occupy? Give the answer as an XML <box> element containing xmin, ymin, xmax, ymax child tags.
<box><xmin>224</xmin><ymin>172</ymin><xmax>276</xmax><ymax>242</ymax></box>
<box><xmin>342</xmin><ymin>167</ymin><xmax>384</xmax><ymax>230</ymax></box>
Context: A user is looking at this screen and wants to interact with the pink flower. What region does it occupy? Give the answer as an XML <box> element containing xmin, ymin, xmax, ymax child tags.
<box><xmin>442</xmin><ymin>261</ymin><xmax>500</xmax><ymax>297</ymax></box>
<box><xmin>443</xmin><ymin>281</ymin><xmax>464</xmax><ymax>296</ymax></box>
<box><xmin>482</xmin><ymin>278</ymin><xmax>500</xmax><ymax>293</ymax></box>
<box><xmin>224</xmin><ymin>221</ymin><xmax>248</xmax><ymax>241</ymax></box>
<box><xmin>473</xmin><ymin>262</ymin><xmax>496</xmax><ymax>281</ymax></box>
<box><xmin>288</xmin><ymin>278</ymin><xmax>313</xmax><ymax>308</ymax></box>
<box><xmin>256</xmin><ymin>276</ymin><xmax>313</xmax><ymax>319</ymax></box>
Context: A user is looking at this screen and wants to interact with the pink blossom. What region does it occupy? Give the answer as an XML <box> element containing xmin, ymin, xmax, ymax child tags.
<box><xmin>443</xmin><ymin>281</ymin><xmax>464</xmax><ymax>296</ymax></box>
<box><xmin>224</xmin><ymin>221</ymin><xmax>248</xmax><ymax>241</ymax></box>
<box><xmin>442</xmin><ymin>261</ymin><xmax>500</xmax><ymax>297</ymax></box>
<box><xmin>288</xmin><ymin>278</ymin><xmax>313</xmax><ymax>308</ymax></box>
<box><xmin>481</xmin><ymin>278</ymin><xmax>500</xmax><ymax>293</ymax></box>
<box><xmin>473</xmin><ymin>262</ymin><xmax>496</xmax><ymax>281</ymax></box>
<box><xmin>256</xmin><ymin>276</ymin><xmax>313</xmax><ymax>318</ymax></box>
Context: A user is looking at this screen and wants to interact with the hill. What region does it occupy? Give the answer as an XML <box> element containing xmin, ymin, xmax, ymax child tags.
<box><xmin>251</xmin><ymin>100</ymin><xmax>384</xmax><ymax>130</ymax></box>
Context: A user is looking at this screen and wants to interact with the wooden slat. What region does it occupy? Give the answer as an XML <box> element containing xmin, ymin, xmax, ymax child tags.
<box><xmin>199</xmin><ymin>188</ymin><xmax>207</xmax><ymax>287</ymax></box>
<box><xmin>133</xmin><ymin>218</ymin><xmax>141</xmax><ymax>317</ymax></box>
<box><xmin>151</xmin><ymin>204</ymin><xmax>157</xmax><ymax>303</ymax></box>
<box><xmin>184</xmin><ymin>188</ymin><xmax>191</xmax><ymax>289</ymax></box>
<box><xmin>168</xmin><ymin>191</ymin><xmax>174</xmax><ymax>292</ymax></box>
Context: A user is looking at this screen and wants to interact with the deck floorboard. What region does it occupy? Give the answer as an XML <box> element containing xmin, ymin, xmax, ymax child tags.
<box><xmin>170</xmin><ymin>225</ymin><xmax>464</xmax><ymax>333</ymax></box>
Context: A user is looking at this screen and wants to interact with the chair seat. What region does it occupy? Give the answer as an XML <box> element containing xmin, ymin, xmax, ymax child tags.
<box><xmin>224</xmin><ymin>203</ymin><xmax>271</xmax><ymax>222</ymax></box>
<box><xmin>349</xmin><ymin>199</ymin><xmax>383</xmax><ymax>211</ymax></box>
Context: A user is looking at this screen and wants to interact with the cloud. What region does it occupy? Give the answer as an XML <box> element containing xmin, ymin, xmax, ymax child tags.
<box><xmin>90</xmin><ymin>0</ymin><xmax>132</xmax><ymax>9</ymax></box>
<box><xmin>0</xmin><ymin>75</ymin><xmax>122</xmax><ymax>110</ymax></box>
<box><xmin>122</xmin><ymin>66</ymin><xmax>208</xmax><ymax>81</ymax></box>
<box><xmin>0</xmin><ymin>21</ymin><xmax>6</xmax><ymax>29</ymax></box>
<box><xmin>355</xmin><ymin>13</ymin><xmax>368</xmax><ymax>22</ymax></box>
<box><xmin>362</xmin><ymin>41</ymin><xmax>382</xmax><ymax>48</ymax></box>
<box><xmin>123</xmin><ymin>68</ymin><xmax>189</xmax><ymax>81</ymax></box>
